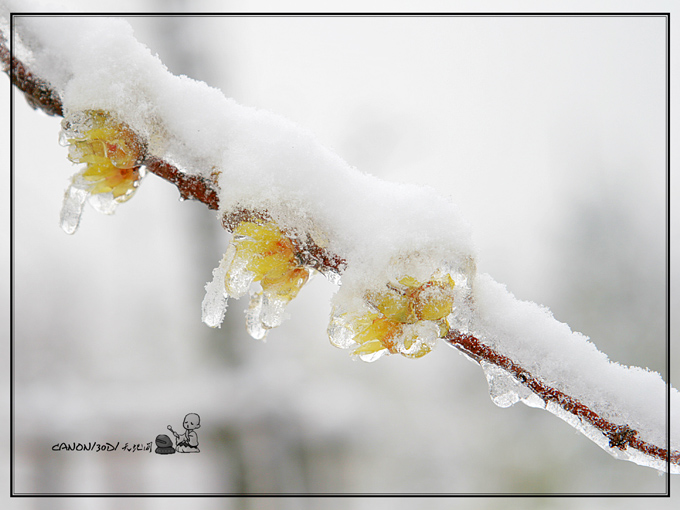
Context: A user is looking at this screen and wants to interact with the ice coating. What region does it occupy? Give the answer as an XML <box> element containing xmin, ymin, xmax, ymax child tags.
<box><xmin>470</xmin><ymin>273</ymin><xmax>678</xmax><ymax>468</ymax></box>
<box><xmin>480</xmin><ymin>353</ymin><xmax>674</xmax><ymax>473</ymax></box>
<box><xmin>201</xmin><ymin>251</ymin><xmax>231</xmax><ymax>329</ymax></box>
<box><xmin>481</xmin><ymin>361</ymin><xmax>536</xmax><ymax>408</ymax></box>
<box><xmin>329</xmin><ymin>258</ymin><xmax>476</xmax><ymax>361</ymax></box>
<box><xmin>245</xmin><ymin>291</ymin><xmax>290</xmax><ymax>340</ymax></box>
<box><xmin>540</xmin><ymin>395</ymin><xmax>675</xmax><ymax>473</ymax></box>
<box><xmin>58</xmin><ymin>110</ymin><xmax>146</xmax><ymax>233</ymax></box>
<box><xmin>59</xmin><ymin>182</ymin><xmax>88</xmax><ymax>234</ymax></box>
<box><xmin>203</xmin><ymin>219</ymin><xmax>312</xmax><ymax>339</ymax></box>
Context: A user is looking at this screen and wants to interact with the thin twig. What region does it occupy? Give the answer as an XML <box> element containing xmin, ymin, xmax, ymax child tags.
<box><xmin>1</xmin><ymin>30</ymin><xmax>221</xmax><ymax>211</ymax></box>
<box><xmin>445</xmin><ymin>330</ymin><xmax>678</xmax><ymax>468</ymax></box>
<box><xmin>1</xmin><ymin>29</ymin><xmax>63</xmax><ymax>116</ymax></box>
<box><xmin>143</xmin><ymin>156</ymin><xmax>220</xmax><ymax>211</ymax></box>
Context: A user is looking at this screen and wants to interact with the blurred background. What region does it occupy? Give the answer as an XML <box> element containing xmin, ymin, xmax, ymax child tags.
<box><xmin>2</xmin><ymin>3</ymin><xmax>677</xmax><ymax>509</ymax></box>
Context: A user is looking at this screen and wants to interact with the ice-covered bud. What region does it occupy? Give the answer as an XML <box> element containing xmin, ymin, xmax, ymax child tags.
<box><xmin>202</xmin><ymin>218</ymin><xmax>311</xmax><ymax>339</ymax></box>
<box><xmin>328</xmin><ymin>272</ymin><xmax>458</xmax><ymax>362</ymax></box>
<box><xmin>59</xmin><ymin>110</ymin><xmax>146</xmax><ymax>233</ymax></box>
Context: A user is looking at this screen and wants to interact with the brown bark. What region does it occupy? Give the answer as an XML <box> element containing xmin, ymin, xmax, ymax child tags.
<box><xmin>445</xmin><ymin>330</ymin><xmax>678</xmax><ymax>469</ymax></box>
<box><xmin>1</xmin><ymin>30</ymin><xmax>63</xmax><ymax>116</ymax></box>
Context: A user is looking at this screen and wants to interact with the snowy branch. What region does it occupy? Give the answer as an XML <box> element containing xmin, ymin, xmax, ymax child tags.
<box><xmin>143</xmin><ymin>155</ymin><xmax>220</xmax><ymax>211</ymax></box>
<box><xmin>3</xmin><ymin>16</ymin><xmax>676</xmax><ymax>476</ymax></box>
<box><xmin>1</xmin><ymin>29</ymin><xmax>222</xmax><ymax>214</ymax></box>
<box><xmin>445</xmin><ymin>331</ymin><xmax>678</xmax><ymax>468</ymax></box>
<box><xmin>0</xmin><ymin>28</ymin><xmax>62</xmax><ymax>115</ymax></box>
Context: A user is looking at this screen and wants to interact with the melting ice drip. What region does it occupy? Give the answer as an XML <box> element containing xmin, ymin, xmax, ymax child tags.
<box><xmin>245</xmin><ymin>289</ymin><xmax>290</xmax><ymax>340</ymax></box>
<box><xmin>481</xmin><ymin>361</ymin><xmax>542</xmax><ymax>408</ymax></box>
<box><xmin>202</xmin><ymin>220</ymin><xmax>312</xmax><ymax>339</ymax></box>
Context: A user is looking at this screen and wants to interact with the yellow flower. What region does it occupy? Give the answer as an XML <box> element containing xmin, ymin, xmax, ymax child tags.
<box><xmin>222</xmin><ymin>219</ymin><xmax>311</xmax><ymax>339</ymax></box>
<box><xmin>329</xmin><ymin>273</ymin><xmax>456</xmax><ymax>361</ymax></box>
<box><xmin>63</xmin><ymin>110</ymin><xmax>145</xmax><ymax>201</ymax></box>
<box><xmin>228</xmin><ymin>220</ymin><xmax>310</xmax><ymax>303</ymax></box>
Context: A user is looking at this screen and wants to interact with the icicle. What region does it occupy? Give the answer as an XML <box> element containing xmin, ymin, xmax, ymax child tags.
<box><xmin>481</xmin><ymin>361</ymin><xmax>534</xmax><ymax>408</ymax></box>
<box><xmin>327</xmin><ymin>307</ymin><xmax>359</xmax><ymax>350</ymax></box>
<box><xmin>201</xmin><ymin>253</ymin><xmax>231</xmax><ymax>328</ymax></box>
<box><xmin>59</xmin><ymin>181</ymin><xmax>89</xmax><ymax>234</ymax></box>
<box><xmin>207</xmin><ymin>218</ymin><xmax>311</xmax><ymax>339</ymax></box>
<box><xmin>245</xmin><ymin>291</ymin><xmax>267</xmax><ymax>340</ymax></box>
<box><xmin>222</xmin><ymin>243</ymin><xmax>255</xmax><ymax>298</ymax></box>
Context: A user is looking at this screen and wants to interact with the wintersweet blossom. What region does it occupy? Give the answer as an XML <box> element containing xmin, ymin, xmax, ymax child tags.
<box><xmin>223</xmin><ymin>220</ymin><xmax>311</xmax><ymax>339</ymax></box>
<box><xmin>328</xmin><ymin>273</ymin><xmax>457</xmax><ymax>361</ymax></box>
<box><xmin>59</xmin><ymin>110</ymin><xmax>146</xmax><ymax>233</ymax></box>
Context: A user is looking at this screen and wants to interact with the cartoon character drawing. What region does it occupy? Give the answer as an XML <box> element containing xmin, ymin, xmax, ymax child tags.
<box><xmin>167</xmin><ymin>413</ymin><xmax>201</xmax><ymax>453</ymax></box>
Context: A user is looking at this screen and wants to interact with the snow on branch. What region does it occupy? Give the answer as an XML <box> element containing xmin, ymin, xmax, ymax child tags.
<box><xmin>3</xmin><ymin>14</ymin><xmax>677</xmax><ymax>475</ymax></box>
<box><xmin>0</xmin><ymin>26</ymin><xmax>61</xmax><ymax>115</ymax></box>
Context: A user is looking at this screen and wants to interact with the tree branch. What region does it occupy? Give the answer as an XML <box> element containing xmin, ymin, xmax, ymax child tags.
<box><xmin>1</xmin><ymin>30</ymin><xmax>220</xmax><ymax>211</ymax></box>
<box><xmin>1</xmin><ymin>29</ymin><xmax>63</xmax><ymax>116</ymax></box>
<box><xmin>142</xmin><ymin>155</ymin><xmax>220</xmax><ymax>211</ymax></box>
<box><xmin>445</xmin><ymin>330</ymin><xmax>677</xmax><ymax>468</ymax></box>
<box><xmin>3</xmin><ymin>26</ymin><xmax>676</xmax><ymax>474</ymax></box>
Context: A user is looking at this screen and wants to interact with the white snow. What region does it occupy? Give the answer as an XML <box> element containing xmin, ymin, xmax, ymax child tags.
<box><xmin>472</xmin><ymin>273</ymin><xmax>677</xmax><ymax>469</ymax></box>
<box><xmin>11</xmin><ymin>14</ymin><xmax>475</xmax><ymax>291</ymax></box>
